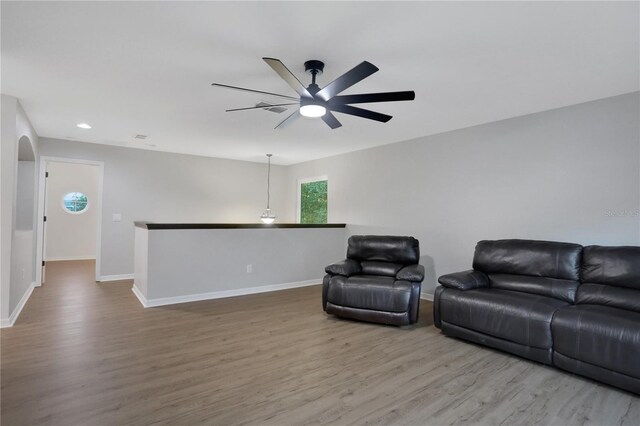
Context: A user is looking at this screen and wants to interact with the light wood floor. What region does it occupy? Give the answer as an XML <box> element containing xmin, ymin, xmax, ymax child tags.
<box><xmin>1</xmin><ymin>260</ymin><xmax>638</xmax><ymax>426</ymax></box>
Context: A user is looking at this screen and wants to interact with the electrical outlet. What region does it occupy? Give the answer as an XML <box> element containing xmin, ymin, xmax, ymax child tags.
<box><xmin>246</xmin><ymin>264</ymin><xmax>253</xmax><ymax>273</ymax></box>
<box><xmin>112</xmin><ymin>213</ymin><xmax>122</xmax><ymax>222</ymax></box>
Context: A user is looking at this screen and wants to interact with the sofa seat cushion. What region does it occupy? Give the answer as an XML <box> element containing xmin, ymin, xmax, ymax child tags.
<box><xmin>438</xmin><ymin>288</ymin><xmax>568</xmax><ymax>349</ymax></box>
<box><xmin>552</xmin><ymin>305</ymin><xmax>640</xmax><ymax>379</ymax></box>
<box><xmin>326</xmin><ymin>275</ymin><xmax>411</xmax><ymax>313</ymax></box>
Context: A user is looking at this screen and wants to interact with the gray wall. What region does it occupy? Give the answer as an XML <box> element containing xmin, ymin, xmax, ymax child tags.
<box><xmin>1</xmin><ymin>95</ymin><xmax>18</xmax><ymax>321</ymax></box>
<box><xmin>36</xmin><ymin>93</ymin><xmax>640</xmax><ymax>292</ymax></box>
<box><xmin>283</xmin><ymin>93</ymin><xmax>640</xmax><ymax>294</ymax></box>
<box><xmin>140</xmin><ymin>227</ymin><xmax>346</xmax><ymax>301</ymax></box>
<box><xmin>37</xmin><ymin>139</ymin><xmax>288</xmax><ymax>278</ymax></box>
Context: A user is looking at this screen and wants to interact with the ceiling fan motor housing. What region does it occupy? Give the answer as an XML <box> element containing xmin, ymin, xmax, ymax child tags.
<box><xmin>304</xmin><ymin>60</ymin><xmax>325</xmax><ymax>76</ymax></box>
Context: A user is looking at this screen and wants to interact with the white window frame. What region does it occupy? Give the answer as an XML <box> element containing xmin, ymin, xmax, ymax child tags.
<box><xmin>296</xmin><ymin>175</ymin><xmax>328</xmax><ymax>224</ymax></box>
<box><xmin>61</xmin><ymin>192</ymin><xmax>90</xmax><ymax>214</ymax></box>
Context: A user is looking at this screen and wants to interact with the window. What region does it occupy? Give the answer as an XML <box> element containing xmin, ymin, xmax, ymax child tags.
<box><xmin>62</xmin><ymin>192</ymin><xmax>89</xmax><ymax>214</ymax></box>
<box><xmin>297</xmin><ymin>176</ymin><xmax>328</xmax><ymax>224</ymax></box>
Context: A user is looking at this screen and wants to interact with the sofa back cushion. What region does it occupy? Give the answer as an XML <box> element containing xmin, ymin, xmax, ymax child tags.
<box><xmin>488</xmin><ymin>274</ymin><xmax>579</xmax><ymax>303</ymax></box>
<box><xmin>581</xmin><ymin>246</ymin><xmax>640</xmax><ymax>289</ymax></box>
<box><xmin>577</xmin><ymin>246</ymin><xmax>640</xmax><ymax>312</ymax></box>
<box><xmin>473</xmin><ymin>239</ymin><xmax>582</xmax><ymax>281</ymax></box>
<box><xmin>347</xmin><ymin>235</ymin><xmax>420</xmax><ymax>265</ymax></box>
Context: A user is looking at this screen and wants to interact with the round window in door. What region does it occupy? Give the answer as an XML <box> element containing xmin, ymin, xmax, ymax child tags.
<box><xmin>62</xmin><ymin>192</ymin><xmax>89</xmax><ymax>214</ymax></box>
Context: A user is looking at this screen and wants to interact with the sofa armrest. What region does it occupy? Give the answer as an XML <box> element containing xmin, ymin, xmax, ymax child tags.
<box><xmin>397</xmin><ymin>264</ymin><xmax>425</xmax><ymax>282</ymax></box>
<box><xmin>438</xmin><ymin>270</ymin><xmax>489</xmax><ymax>290</ymax></box>
<box><xmin>325</xmin><ymin>259</ymin><xmax>361</xmax><ymax>277</ymax></box>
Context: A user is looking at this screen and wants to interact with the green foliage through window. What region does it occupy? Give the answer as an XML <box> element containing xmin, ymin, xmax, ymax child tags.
<box><xmin>63</xmin><ymin>192</ymin><xmax>89</xmax><ymax>213</ymax></box>
<box><xmin>300</xmin><ymin>180</ymin><xmax>327</xmax><ymax>224</ymax></box>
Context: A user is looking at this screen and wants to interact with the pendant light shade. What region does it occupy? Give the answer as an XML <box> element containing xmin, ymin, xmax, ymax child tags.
<box><xmin>260</xmin><ymin>154</ymin><xmax>276</xmax><ymax>224</ymax></box>
<box><xmin>260</xmin><ymin>209</ymin><xmax>275</xmax><ymax>224</ymax></box>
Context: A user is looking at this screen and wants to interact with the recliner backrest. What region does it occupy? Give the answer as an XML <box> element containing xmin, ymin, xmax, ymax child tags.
<box><xmin>347</xmin><ymin>235</ymin><xmax>420</xmax><ymax>265</ymax></box>
<box><xmin>577</xmin><ymin>245</ymin><xmax>640</xmax><ymax>312</ymax></box>
<box><xmin>360</xmin><ymin>261</ymin><xmax>404</xmax><ymax>277</ymax></box>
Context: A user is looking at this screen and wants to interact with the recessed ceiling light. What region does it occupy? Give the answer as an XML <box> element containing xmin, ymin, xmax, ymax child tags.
<box><xmin>76</xmin><ymin>123</ymin><xmax>92</xmax><ymax>129</ymax></box>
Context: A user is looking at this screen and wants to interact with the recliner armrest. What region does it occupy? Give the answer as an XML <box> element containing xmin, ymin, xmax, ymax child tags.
<box><xmin>438</xmin><ymin>270</ymin><xmax>489</xmax><ymax>290</ymax></box>
<box><xmin>396</xmin><ymin>264</ymin><xmax>425</xmax><ymax>282</ymax></box>
<box><xmin>325</xmin><ymin>259</ymin><xmax>361</xmax><ymax>277</ymax></box>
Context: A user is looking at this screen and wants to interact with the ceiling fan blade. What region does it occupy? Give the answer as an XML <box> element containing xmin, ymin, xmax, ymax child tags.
<box><xmin>321</xmin><ymin>111</ymin><xmax>342</xmax><ymax>129</ymax></box>
<box><xmin>226</xmin><ymin>103</ymin><xmax>298</xmax><ymax>112</ymax></box>
<box><xmin>211</xmin><ymin>83</ymin><xmax>298</xmax><ymax>101</ymax></box>
<box><xmin>329</xmin><ymin>91</ymin><xmax>415</xmax><ymax>105</ymax></box>
<box><xmin>275</xmin><ymin>110</ymin><xmax>301</xmax><ymax>130</ymax></box>
<box><xmin>316</xmin><ymin>61</ymin><xmax>379</xmax><ymax>101</ymax></box>
<box><xmin>330</xmin><ymin>104</ymin><xmax>392</xmax><ymax>123</ymax></box>
<box><xmin>263</xmin><ymin>58</ymin><xmax>312</xmax><ymax>98</ymax></box>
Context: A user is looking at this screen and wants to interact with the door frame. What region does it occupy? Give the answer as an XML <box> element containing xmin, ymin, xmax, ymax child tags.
<box><xmin>35</xmin><ymin>156</ymin><xmax>105</xmax><ymax>285</ymax></box>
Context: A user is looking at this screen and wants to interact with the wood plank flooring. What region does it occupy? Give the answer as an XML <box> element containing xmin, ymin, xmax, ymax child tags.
<box><xmin>1</xmin><ymin>260</ymin><xmax>638</xmax><ymax>425</ymax></box>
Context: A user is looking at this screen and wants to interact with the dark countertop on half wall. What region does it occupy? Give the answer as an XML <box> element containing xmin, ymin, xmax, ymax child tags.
<box><xmin>134</xmin><ymin>222</ymin><xmax>347</xmax><ymax>230</ymax></box>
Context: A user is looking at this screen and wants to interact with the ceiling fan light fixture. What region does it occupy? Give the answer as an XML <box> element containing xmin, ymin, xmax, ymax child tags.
<box><xmin>299</xmin><ymin>104</ymin><xmax>326</xmax><ymax>118</ymax></box>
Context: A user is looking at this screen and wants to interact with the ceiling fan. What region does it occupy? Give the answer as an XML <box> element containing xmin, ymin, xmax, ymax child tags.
<box><xmin>211</xmin><ymin>58</ymin><xmax>415</xmax><ymax>129</ymax></box>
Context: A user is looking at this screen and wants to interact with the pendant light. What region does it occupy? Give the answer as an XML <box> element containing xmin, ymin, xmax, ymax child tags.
<box><xmin>260</xmin><ymin>154</ymin><xmax>276</xmax><ymax>224</ymax></box>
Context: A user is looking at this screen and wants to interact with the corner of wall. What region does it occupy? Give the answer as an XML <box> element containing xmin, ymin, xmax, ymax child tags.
<box><xmin>1</xmin><ymin>96</ymin><xmax>40</xmax><ymax>323</ymax></box>
<box><xmin>0</xmin><ymin>281</ymin><xmax>35</xmax><ymax>328</ymax></box>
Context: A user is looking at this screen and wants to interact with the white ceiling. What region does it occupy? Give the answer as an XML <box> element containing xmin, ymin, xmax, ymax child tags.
<box><xmin>2</xmin><ymin>1</ymin><xmax>638</xmax><ymax>165</ymax></box>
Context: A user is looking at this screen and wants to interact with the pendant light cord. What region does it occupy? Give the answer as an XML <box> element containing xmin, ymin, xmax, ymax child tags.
<box><xmin>266</xmin><ymin>154</ymin><xmax>272</xmax><ymax>209</ymax></box>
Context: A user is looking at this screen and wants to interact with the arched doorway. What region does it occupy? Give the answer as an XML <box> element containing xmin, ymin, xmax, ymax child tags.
<box><xmin>9</xmin><ymin>136</ymin><xmax>37</xmax><ymax>316</ymax></box>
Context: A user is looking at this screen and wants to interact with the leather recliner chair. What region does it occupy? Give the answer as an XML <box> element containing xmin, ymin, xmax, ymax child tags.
<box><xmin>323</xmin><ymin>235</ymin><xmax>425</xmax><ymax>326</ymax></box>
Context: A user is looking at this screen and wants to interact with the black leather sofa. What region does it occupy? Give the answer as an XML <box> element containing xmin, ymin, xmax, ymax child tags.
<box><xmin>435</xmin><ymin>239</ymin><xmax>640</xmax><ymax>394</ymax></box>
<box><xmin>323</xmin><ymin>235</ymin><xmax>425</xmax><ymax>326</ymax></box>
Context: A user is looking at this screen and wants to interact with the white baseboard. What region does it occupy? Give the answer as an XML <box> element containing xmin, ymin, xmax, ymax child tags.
<box><xmin>420</xmin><ymin>292</ymin><xmax>434</xmax><ymax>301</ymax></box>
<box><xmin>46</xmin><ymin>256</ymin><xmax>96</xmax><ymax>262</ymax></box>
<box><xmin>98</xmin><ymin>273</ymin><xmax>134</xmax><ymax>282</ymax></box>
<box><xmin>131</xmin><ymin>284</ymin><xmax>148</xmax><ymax>307</ymax></box>
<box><xmin>0</xmin><ymin>282</ymin><xmax>35</xmax><ymax>328</ymax></box>
<box><xmin>132</xmin><ymin>278</ymin><xmax>322</xmax><ymax>308</ymax></box>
